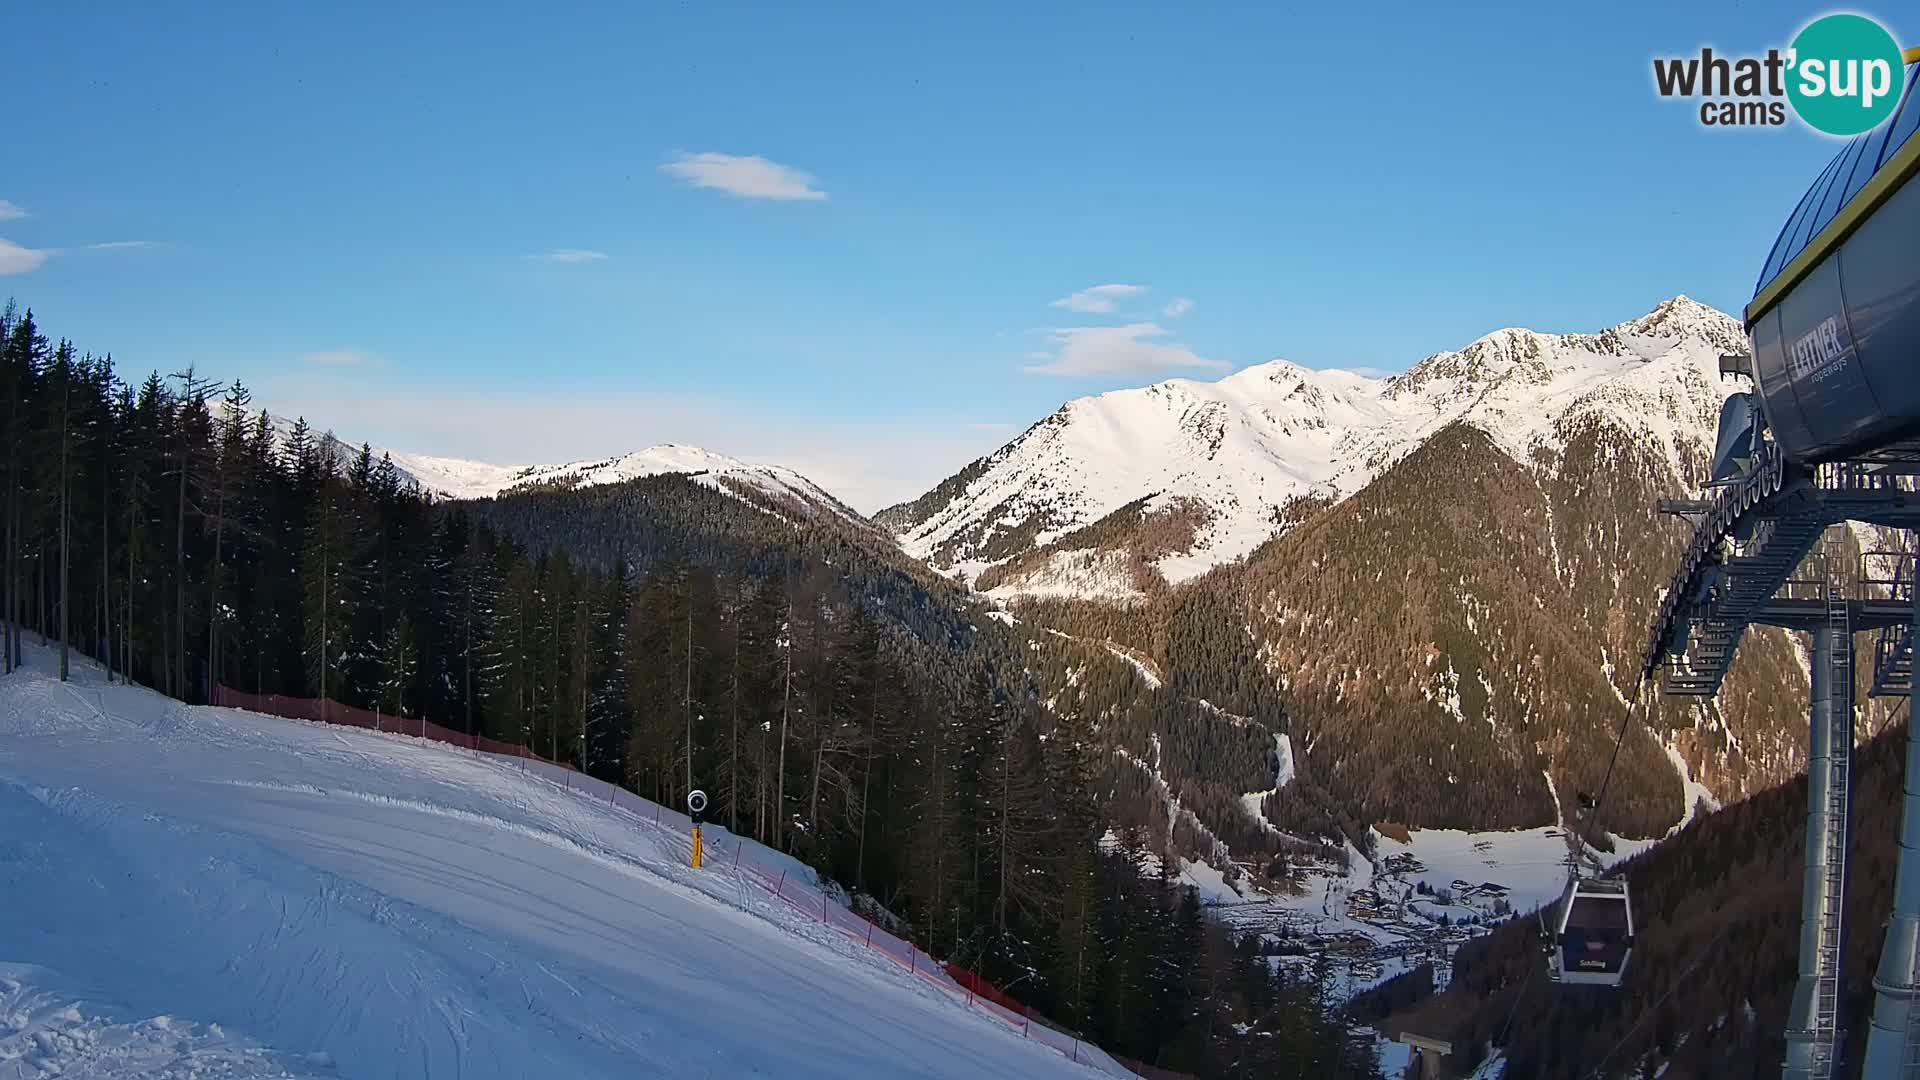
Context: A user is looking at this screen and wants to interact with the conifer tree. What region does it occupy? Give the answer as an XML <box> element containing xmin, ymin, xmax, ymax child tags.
<box><xmin>301</xmin><ymin>448</ymin><xmax>355</xmax><ymax>704</ymax></box>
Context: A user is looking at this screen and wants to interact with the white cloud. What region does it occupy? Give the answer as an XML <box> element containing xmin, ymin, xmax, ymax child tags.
<box><xmin>1023</xmin><ymin>323</ymin><xmax>1229</xmax><ymax>377</ymax></box>
<box><xmin>0</xmin><ymin>238</ymin><xmax>49</xmax><ymax>275</ymax></box>
<box><xmin>1050</xmin><ymin>283</ymin><xmax>1147</xmax><ymax>314</ymax></box>
<box><xmin>0</xmin><ymin>200</ymin><xmax>27</xmax><ymax>222</ymax></box>
<box><xmin>661</xmin><ymin>152</ymin><xmax>827</xmax><ymax>201</ymax></box>
<box><xmin>300</xmin><ymin>349</ymin><xmax>385</xmax><ymax>368</ymax></box>
<box><xmin>1163</xmin><ymin>296</ymin><xmax>1195</xmax><ymax>318</ymax></box>
<box><xmin>530</xmin><ymin>249</ymin><xmax>610</xmax><ymax>263</ymax></box>
<box><xmin>87</xmin><ymin>240</ymin><xmax>160</xmax><ymax>251</ymax></box>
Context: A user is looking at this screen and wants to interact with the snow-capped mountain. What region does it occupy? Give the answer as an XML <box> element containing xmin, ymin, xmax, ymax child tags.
<box><xmin>880</xmin><ymin>297</ymin><xmax>1747</xmax><ymax>600</ymax></box>
<box><xmin>268</xmin><ymin>420</ymin><xmax>865</xmax><ymax>529</ymax></box>
<box><xmin>393</xmin><ymin>443</ymin><xmax>864</xmax><ymax>523</ymax></box>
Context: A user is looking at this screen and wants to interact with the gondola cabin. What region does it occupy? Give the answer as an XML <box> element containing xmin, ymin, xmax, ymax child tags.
<box><xmin>1548</xmin><ymin>878</ymin><xmax>1634</xmax><ymax>988</ymax></box>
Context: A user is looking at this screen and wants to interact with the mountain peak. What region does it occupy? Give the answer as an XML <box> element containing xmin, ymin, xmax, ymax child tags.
<box><xmin>890</xmin><ymin>297</ymin><xmax>1747</xmax><ymax>597</ymax></box>
<box><xmin>1628</xmin><ymin>292</ymin><xmax>1735</xmax><ymax>330</ymax></box>
<box><xmin>241</xmin><ymin>420</ymin><xmax>859</xmax><ymax>524</ymax></box>
<box><xmin>1618</xmin><ymin>295</ymin><xmax>1747</xmax><ymax>361</ymax></box>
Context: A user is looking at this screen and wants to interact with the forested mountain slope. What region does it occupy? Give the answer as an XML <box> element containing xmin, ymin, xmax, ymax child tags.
<box><xmin>929</xmin><ymin>299</ymin><xmax>1813</xmax><ymax>838</ymax></box>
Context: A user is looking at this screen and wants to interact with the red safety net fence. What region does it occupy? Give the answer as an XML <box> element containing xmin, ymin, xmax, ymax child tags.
<box><xmin>213</xmin><ymin>686</ymin><xmax>545</xmax><ymax>761</ymax></box>
<box><xmin>210</xmin><ymin>684</ymin><xmax>1194</xmax><ymax>1079</ymax></box>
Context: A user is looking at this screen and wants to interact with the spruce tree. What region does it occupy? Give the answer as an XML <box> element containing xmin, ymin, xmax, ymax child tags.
<box><xmin>301</xmin><ymin>449</ymin><xmax>355</xmax><ymax>705</ymax></box>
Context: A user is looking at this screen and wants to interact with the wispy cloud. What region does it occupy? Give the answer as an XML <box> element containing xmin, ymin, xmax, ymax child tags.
<box><xmin>1163</xmin><ymin>296</ymin><xmax>1195</xmax><ymax>319</ymax></box>
<box><xmin>529</xmin><ymin>248</ymin><xmax>610</xmax><ymax>264</ymax></box>
<box><xmin>87</xmin><ymin>240</ymin><xmax>160</xmax><ymax>251</ymax></box>
<box><xmin>1050</xmin><ymin>283</ymin><xmax>1147</xmax><ymax>314</ymax></box>
<box><xmin>0</xmin><ymin>200</ymin><xmax>27</xmax><ymax>222</ymax></box>
<box><xmin>661</xmin><ymin>151</ymin><xmax>827</xmax><ymax>201</ymax></box>
<box><xmin>300</xmin><ymin>349</ymin><xmax>385</xmax><ymax>368</ymax></box>
<box><xmin>0</xmin><ymin>238</ymin><xmax>49</xmax><ymax>275</ymax></box>
<box><xmin>1023</xmin><ymin>323</ymin><xmax>1229</xmax><ymax>377</ymax></box>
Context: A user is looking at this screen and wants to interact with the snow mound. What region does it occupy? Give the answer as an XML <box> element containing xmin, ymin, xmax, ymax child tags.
<box><xmin>0</xmin><ymin>964</ymin><xmax>336</xmax><ymax>1079</ymax></box>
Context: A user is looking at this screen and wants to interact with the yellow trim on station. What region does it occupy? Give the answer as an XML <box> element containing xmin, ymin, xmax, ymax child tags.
<box><xmin>1905</xmin><ymin>46</ymin><xmax>1920</xmax><ymax>64</ymax></box>
<box><xmin>1746</xmin><ymin>121</ymin><xmax>1920</xmax><ymax>327</ymax></box>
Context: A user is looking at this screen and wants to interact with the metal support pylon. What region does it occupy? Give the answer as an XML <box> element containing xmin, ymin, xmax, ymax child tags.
<box><xmin>1785</xmin><ymin>531</ymin><xmax>1855</xmax><ymax>1080</ymax></box>
<box><xmin>1865</xmin><ymin>531</ymin><xmax>1920</xmax><ymax>1079</ymax></box>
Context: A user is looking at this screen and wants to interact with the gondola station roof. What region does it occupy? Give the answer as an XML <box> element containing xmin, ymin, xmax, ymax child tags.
<box><xmin>1750</xmin><ymin>59</ymin><xmax>1920</xmax><ymax>326</ymax></box>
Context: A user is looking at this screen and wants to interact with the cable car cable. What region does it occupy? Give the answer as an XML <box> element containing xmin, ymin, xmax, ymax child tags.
<box><xmin>1495</xmin><ymin>962</ymin><xmax>1543</xmax><ymax>1050</ymax></box>
<box><xmin>1577</xmin><ymin>674</ymin><xmax>1651</xmax><ymax>866</ymax></box>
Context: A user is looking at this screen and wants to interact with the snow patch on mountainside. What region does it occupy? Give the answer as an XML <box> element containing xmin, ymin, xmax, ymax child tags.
<box><xmin>983</xmin><ymin>549</ymin><xmax>1146</xmax><ymax>604</ymax></box>
<box><xmin>893</xmin><ymin>297</ymin><xmax>1743</xmax><ymax>600</ymax></box>
<box><xmin>1665</xmin><ymin>738</ymin><xmax>1721</xmax><ymax>834</ymax></box>
<box><xmin>380</xmin><ymin>450</ymin><xmax>528</xmax><ymax>500</ymax></box>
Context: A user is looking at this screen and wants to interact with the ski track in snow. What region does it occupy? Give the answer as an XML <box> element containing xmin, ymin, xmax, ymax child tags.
<box><xmin>0</xmin><ymin>646</ymin><xmax>1106</xmax><ymax>1080</ymax></box>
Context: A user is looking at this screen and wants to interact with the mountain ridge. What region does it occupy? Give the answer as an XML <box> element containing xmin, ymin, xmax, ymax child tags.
<box><xmin>251</xmin><ymin>411</ymin><xmax>865</xmax><ymax>529</ymax></box>
<box><xmin>882</xmin><ymin>296</ymin><xmax>1746</xmax><ymax>602</ymax></box>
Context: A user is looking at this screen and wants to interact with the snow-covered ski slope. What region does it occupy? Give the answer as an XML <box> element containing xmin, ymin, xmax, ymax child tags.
<box><xmin>0</xmin><ymin>647</ymin><xmax>1110</xmax><ymax>1079</ymax></box>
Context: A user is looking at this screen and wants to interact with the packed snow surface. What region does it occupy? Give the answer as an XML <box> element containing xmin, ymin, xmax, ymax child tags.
<box><xmin>0</xmin><ymin>649</ymin><xmax>1100</xmax><ymax>1079</ymax></box>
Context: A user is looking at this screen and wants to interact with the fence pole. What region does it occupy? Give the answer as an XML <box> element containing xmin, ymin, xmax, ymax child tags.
<box><xmin>733</xmin><ymin>843</ymin><xmax>743</xmax><ymax>867</ymax></box>
<box><xmin>910</xmin><ymin>951</ymin><xmax>916</xmax><ymax>975</ymax></box>
<box><xmin>1023</xmin><ymin>1013</ymin><xmax>1031</xmax><ymax>1037</ymax></box>
<box><xmin>822</xmin><ymin>890</ymin><xmax>830</xmax><ymax>922</ymax></box>
<box><xmin>866</xmin><ymin>920</ymin><xmax>874</xmax><ymax>947</ymax></box>
<box><xmin>1072</xmin><ymin>1041</ymin><xmax>1079</xmax><ymax>1063</ymax></box>
<box><xmin>777</xmin><ymin>870</ymin><xmax>786</xmax><ymax>898</ymax></box>
<box><xmin>375</xmin><ymin>707</ymin><xmax>381</xmax><ymax>733</ymax></box>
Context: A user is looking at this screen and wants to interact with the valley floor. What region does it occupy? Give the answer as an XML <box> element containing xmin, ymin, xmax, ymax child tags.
<box><xmin>0</xmin><ymin>645</ymin><xmax>1102</xmax><ymax>1079</ymax></box>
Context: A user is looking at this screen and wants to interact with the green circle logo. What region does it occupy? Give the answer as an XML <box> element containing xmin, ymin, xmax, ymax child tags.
<box><xmin>1787</xmin><ymin>14</ymin><xmax>1907</xmax><ymax>136</ymax></box>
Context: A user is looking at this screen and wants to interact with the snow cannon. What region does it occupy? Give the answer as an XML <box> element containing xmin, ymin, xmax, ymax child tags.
<box><xmin>1746</xmin><ymin>68</ymin><xmax>1920</xmax><ymax>465</ymax></box>
<box><xmin>687</xmin><ymin>789</ymin><xmax>707</xmax><ymax>868</ymax></box>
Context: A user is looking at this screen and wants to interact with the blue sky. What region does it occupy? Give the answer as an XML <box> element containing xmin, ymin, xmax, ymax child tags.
<box><xmin>0</xmin><ymin>1</ymin><xmax>1896</xmax><ymax>509</ymax></box>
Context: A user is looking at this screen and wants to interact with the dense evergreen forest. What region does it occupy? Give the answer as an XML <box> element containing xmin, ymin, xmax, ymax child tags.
<box><xmin>1008</xmin><ymin>420</ymin><xmax>1812</xmax><ymax>842</ymax></box>
<box><xmin>0</xmin><ymin>303</ymin><xmax>1379</xmax><ymax>1079</ymax></box>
